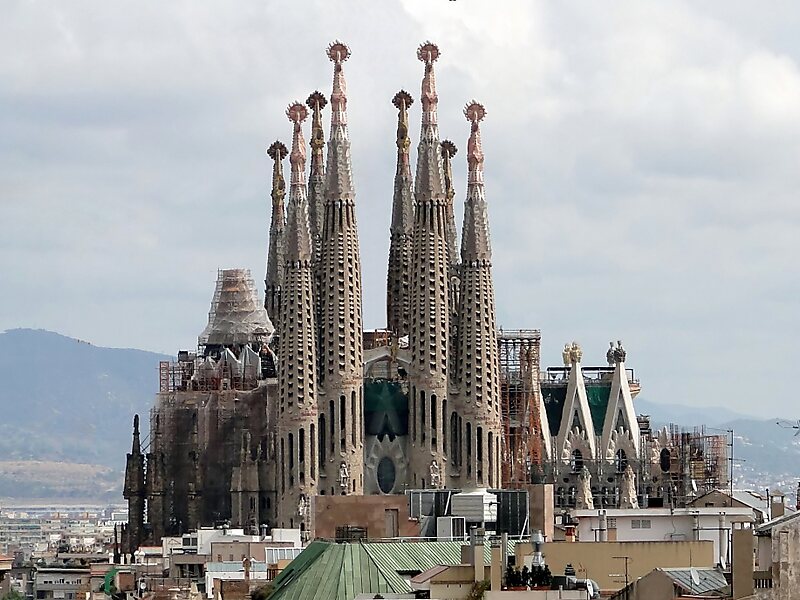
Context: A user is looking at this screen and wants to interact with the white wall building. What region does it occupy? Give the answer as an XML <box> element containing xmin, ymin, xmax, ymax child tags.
<box><xmin>571</xmin><ymin>506</ymin><xmax>754</xmax><ymax>566</ymax></box>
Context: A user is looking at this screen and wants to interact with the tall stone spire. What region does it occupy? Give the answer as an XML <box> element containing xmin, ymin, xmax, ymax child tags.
<box><xmin>441</xmin><ymin>140</ymin><xmax>459</xmax><ymax>271</ymax></box>
<box><xmin>306</xmin><ymin>91</ymin><xmax>327</xmax><ymax>261</ymax></box>
<box><xmin>387</xmin><ymin>90</ymin><xmax>414</xmax><ymax>337</ymax></box>
<box><xmin>265</xmin><ymin>141</ymin><xmax>288</xmax><ymax>321</ymax></box>
<box><xmin>454</xmin><ymin>102</ymin><xmax>502</xmax><ymax>489</ymax></box>
<box><xmin>441</xmin><ymin>139</ymin><xmax>461</xmax><ymax>386</ymax></box>
<box><xmin>317</xmin><ymin>41</ymin><xmax>364</xmax><ymax>495</ymax></box>
<box><xmin>123</xmin><ymin>415</ymin><xmax>145</xmax><ymax>553</ymax></box>
<box><xmin>277</xmin><ymin>102</ymin><xmax>318</xmax><ymax>527</ymax></box>
<box><xmin>407</xmin><ymin>42</ymin><xmax>449</xmax><ymax>488</ymax></box>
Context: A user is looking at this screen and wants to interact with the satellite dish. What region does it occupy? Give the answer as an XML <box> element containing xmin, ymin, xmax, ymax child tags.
<box><xmin>690</xmin><ymin>567</ymin><xmax>700</xmax><ymax>587</ymax></box>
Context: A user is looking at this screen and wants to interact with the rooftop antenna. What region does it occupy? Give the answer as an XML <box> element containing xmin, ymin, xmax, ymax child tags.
<box><xmin>776</xmin><ymin>419</ymin><xmax>800</xmax><ymax>436</ymax></box>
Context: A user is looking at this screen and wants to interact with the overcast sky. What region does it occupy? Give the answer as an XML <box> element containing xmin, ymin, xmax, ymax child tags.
<box><xmin>2</xmin><ymin>0</ymin><xmax>799</xmax><ymax>418</ymax></box>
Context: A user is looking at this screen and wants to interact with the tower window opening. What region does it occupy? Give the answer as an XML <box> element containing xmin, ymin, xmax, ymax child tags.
<box><xmin>466</xmin><ymin>422</ymin><xmax>472</xmax><ymax>476</ymax></box>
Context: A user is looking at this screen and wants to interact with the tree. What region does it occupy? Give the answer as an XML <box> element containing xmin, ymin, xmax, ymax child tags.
<box><xmin>2</xmin><ymin>590</ymin><xmax>24</xmax><ymax>600</ymax></box>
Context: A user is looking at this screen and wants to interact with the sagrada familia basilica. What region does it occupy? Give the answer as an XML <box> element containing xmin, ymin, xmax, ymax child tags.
<box><xmin>123</xmin><ymin>41</ymin><xmax>716</xmax><ymax>549</ymax></box>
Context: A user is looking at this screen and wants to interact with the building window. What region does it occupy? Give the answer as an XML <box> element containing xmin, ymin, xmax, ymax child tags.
<box><xmin>570</xmin><ymin>449</ymin><xmax>583</xmax><ymax>473</ymax></box>
<box><xmin>615</xmin><ymin>449</ymin><xmax>627</xmax><ymax>473</ymax></box>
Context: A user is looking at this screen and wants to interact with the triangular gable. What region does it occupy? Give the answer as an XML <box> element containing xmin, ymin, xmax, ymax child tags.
<box><xmin>601</xmin><ymin>361</ymin><xmax>640</xmax><ymax>459</ymax></box>
<box><xmin>556</xmin><ymin>360</ymin><xmax>596</xmax><ymax>459</ymax></box>
<box><xmin>536</xmin><ymin>390</ymin><xmax>552</xmax><ymax>461</ymax></box>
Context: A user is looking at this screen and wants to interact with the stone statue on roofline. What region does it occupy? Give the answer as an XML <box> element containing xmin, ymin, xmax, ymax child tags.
<box><xmin>569</xmin><ymin>342</ymin><xmax>583</xmax><ymax>365</ymax></box>
<box><xmin>562</xmin><ymin>343</ymin><xmax>571</xmax><ymax>366</ymax></box>
<box><xmin>429</xmin><ymin>460</ymin><xmax>442</xmax><ymax>489</ymax></box>
<box><xmin>620</xmin><ymin>464</ymin><xmax>639</xmax><ymax>509</ymax></box>
<box><xmin>614</xmin><ymin>340</ymin><xmax>627</xmax><ymax>364</ymax></box>
<box><xmin>606</xmin><ymin>342</ymin><xmax>615</xmax><ymax>366</ymax></box>
<box><xmin>338</xmin><ymin>461</ymin><xmax>350</xmax><ymax>492</ymax></box>
<box><xmin>576</xmin><ymin>466</ymin><xmax>594</xmax><ymax>510</ymax></box>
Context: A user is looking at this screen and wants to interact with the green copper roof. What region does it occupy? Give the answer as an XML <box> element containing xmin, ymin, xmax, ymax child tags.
<box><xmin>364</xmin><ymin>380</ymin><xmax>408</xmax><ymax>437</ymax></box>
<box><xmin>268</xmin><ymin>541</ymin><xmax>394</xmax><ymax>600</ymax></box>
<box><xmin>542</xmin><ymin>382</ymin><xmax>611</xmax><ymax>435</ymax></box>
<box><xmin>267</xmin><ymin>540</ymin><xmax>515</xmax><ymax>600</ymax></box>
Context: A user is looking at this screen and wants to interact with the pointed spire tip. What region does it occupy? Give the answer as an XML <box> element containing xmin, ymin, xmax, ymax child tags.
<box><xmin>392</xmin><ymin>90</ymin><xmax>414</xmax><ymax>110</ymax></box>
<box><xmin>306</xmin><ymin>91</ymin><xmax>328</xmax><ymax>110</ymax></box>
<box><xmin>417</xmin><ymin>41</ymin><xmax>440</xmax><ymax>64</ymax></box>
<box><xmin>327</xmin><ymin>41</ymin><xmax>351</xmax><ymax>64</ymax></box>
<box><xmin>267</xmin><ymin>140</ymin><xmax>289</xmax><ymax>161</ymax></box>
<box><xmin>441</xmin><ymin>139</ymin><xmax>458</xmax><ymax>158</ymax></box>
<box><xmin>464</xmin><ymin>101</ymin><xmax>486</xmax><ymax>123</ymax></box>
<box><xmin>286</xmin><ymin>102</ymin><xmax>309</xmax><ymax>124</ymax></box>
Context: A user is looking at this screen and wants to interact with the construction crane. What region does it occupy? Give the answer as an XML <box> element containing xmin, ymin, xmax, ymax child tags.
<box><xmin>776</xmin><ymin>420</ymin><xmax>800</xmax><ymax>436</ymax></box>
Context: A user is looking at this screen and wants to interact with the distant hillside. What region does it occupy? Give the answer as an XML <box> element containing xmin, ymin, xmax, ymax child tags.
<box><xmin>637</xmin><ymin>397</ymin><xmax>800</xmax><ymax>493</ymax></box>
<box><xmin>0</xmin><ymin>329</ymin><xmax>796</xmax><ymax>500</ymax></box>
<box><xmin>634</xmin><ymin>397</ymin><xmax>755</xmax><ymax>428</ymax></box>
<box><xmin>0</xmin><ymin>328</ymin><xmax>169</xmax><ymax>499</ymax></box>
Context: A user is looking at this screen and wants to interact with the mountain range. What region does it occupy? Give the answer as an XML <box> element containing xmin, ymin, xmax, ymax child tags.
<box><xmin>0</xmin><ymin>328</ymin><xmax>796</xmax><ymax>502</ymax></box>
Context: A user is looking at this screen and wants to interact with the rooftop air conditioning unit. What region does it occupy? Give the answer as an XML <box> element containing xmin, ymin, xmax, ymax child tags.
<box><xmin>436</xmin><ymin>516</ymin><xmax>466</xmax><ymax>541</ymax></box>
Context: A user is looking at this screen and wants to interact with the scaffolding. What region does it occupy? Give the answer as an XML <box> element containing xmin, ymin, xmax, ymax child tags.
<box><xmin>664</xmin><ymin>424</ymin><xmax>729</xmax><ymax>505</ymax></box>
<box><xmin>498</xmin><ymin>329</ymin><xmax>542</xmax><ymax>487</ymax></box>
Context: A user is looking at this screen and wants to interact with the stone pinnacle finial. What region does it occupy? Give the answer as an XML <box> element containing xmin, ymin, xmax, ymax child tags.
<box><xmin>441</xmin><ymin>139</ymin><xmax>457</xmax><ymax>206</ymax></box>
<box><xmin>417</xmin><ymin>41</ymin><xmax>440</xmax><ymax>65</ymax></box>
<box><xmin>306</xmin><ymin>91</ymin><xmax>327</xmax><ymax>155</ymax></box>
<box><xmin>132</xmin><ymin>414</ymin><xmax>141</xmax><ymax>453</ymax></box>
<box><xmin>267</xmin><ymin>140</ymin><xmax>288</xmax><ymax>203</ymax></box>
<box><xmin>286</xmin><ymin>102</ymin><xmax>308</xmax><ymax>186</ymax></box>
<box><xmin>418</xmin><ymin>42</ymin><xmax>440</xmax><ymax>127</ymax></box>
<box><xmin>464</xmin><ymin>101</ymin><xmax>486</xmax><ymax>184</ymax></box>
<box><xmin>327</xmin><ymin>41</ymin><xmax>350</xmax><ymax>126</ymax></box>
<box><xmin>393</xmin><ymin>90</ymin><xmax>414</xmax><ymax>157</ymax></box>
<box><xmin>441</xmin><ymin>139</ymin><xmax>458</xmax><ymax>159</ymax></box>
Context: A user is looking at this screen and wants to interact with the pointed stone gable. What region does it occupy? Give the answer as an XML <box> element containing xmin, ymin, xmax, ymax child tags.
<box><xmin>556</xmin><ymin>353</ymin><xmax>598</xmax><ymax>460</ymax></box>
<box><xmin>601</xmin><ymin>359</ymin><xmax>641</xmax><ymax>460</ymax></box>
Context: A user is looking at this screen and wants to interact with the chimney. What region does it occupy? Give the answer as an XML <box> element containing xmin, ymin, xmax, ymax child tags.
<box><xmin>732</xmin><ymin>522</ymin><xmax>754</xmax><ymax>599</ymax></box>
<box><xmin>718</xmin><ymin>514</ymin><xmax>728</xmax><ymax>568</ymax></box>
<box><xmin>473</xmin><ymin>528</ymin><xmax>485</xmax><ymax>583</ymax></box>
<box><xmin>490</xmin><ymin>541</ymin><xmax>502</xmax><ymax>590</ymax></box>
<box><xmin>598</xmin><ymin>511</ymin><xmax>608</xmax><ymax>542</ymax></box>
<box><xmin>770</xmin><ymin>492</ymin><xmax>785</xmax><ymax>519</ymax></box>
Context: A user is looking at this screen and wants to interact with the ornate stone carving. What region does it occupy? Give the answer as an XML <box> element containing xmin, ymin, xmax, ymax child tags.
<box><xmin>338</xmin><ymin>461</ymin><xmax>350</xmax><ymax>491</ymax></box>
<box><xmin>620</xmin><ymin>464</ymin><xmax>639</xmax><ymax>509</ymax></box>
<box><xmin>614</xmin><ymin>340</ymin><xmax>627</xmax><ymax>364</ymax></box>
<box><xmin>429</xmin><ymin>460</ymin><xmax>442</xmax><ymax>489</ymax></box>
<box><xmin>576</xmin><ymin>466</ymin><xmax>594</xmax><ymax>509</ymax></box>
<box><xmin>606</xmin><ymin>341</ymin><xmax>615</xmax><ymax>366</ymax></box>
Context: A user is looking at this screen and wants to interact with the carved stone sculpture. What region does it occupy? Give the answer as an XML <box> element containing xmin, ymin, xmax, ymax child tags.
<box><xmin>614</xmin><ymin>340</ymin><xmax>627</xmax><ymax>364</ymax></box>
<box><xmin>569</xmin><ymin>342</ymin><xmax>583</xmax><ymax>364</ymax></box>
<box><xmin>576</xmin><ymin>466</ymin><xmax>594</xmax><ymax>509</ymax></box>
<box><xmin>429</xmin><ymin>460</ymin><xmax>442</xmax><ymax>489</ymax></box>
<box><xmin>620</xmin><ymin>464</ymin><xmax>639</xmax><ymax>509</ymax></box>
<box><xmin>606</xmin><ymin>341</ymin><xmax>615</xmax><ymax>366</ymax></box>
<box><xmin>338</xmin><ymin>461</ymin><xmax>350</xmax><ymax>491</ymax></box>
